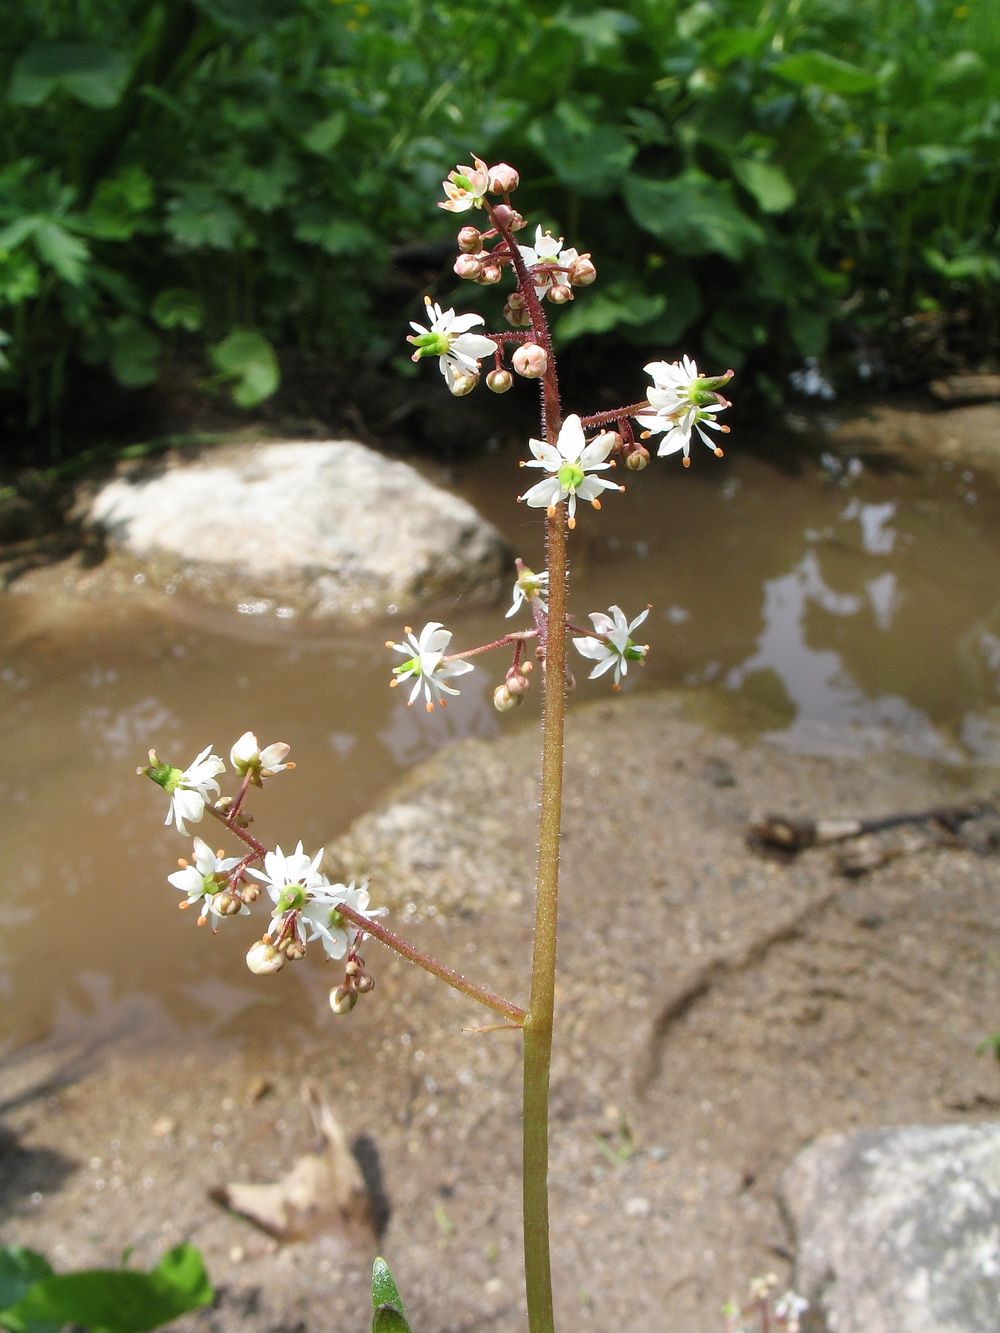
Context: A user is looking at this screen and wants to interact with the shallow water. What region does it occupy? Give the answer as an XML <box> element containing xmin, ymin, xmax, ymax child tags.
<box><xmin>4</xmin><ymin>429</ymin><xmax>1000</xmax><ymax>1049</ymax></box>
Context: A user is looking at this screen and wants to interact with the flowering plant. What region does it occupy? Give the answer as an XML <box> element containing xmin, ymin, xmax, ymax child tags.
<box><xmin>142</xmin><ymin>161</ymin><xmax>750</xmax><ymax>1332</ymax></box>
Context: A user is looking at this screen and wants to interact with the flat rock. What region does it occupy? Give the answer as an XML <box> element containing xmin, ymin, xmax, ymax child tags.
<box><xmin>782</xmin><ymin>1122</ymin><xmax>1000</xmax><ymax>1333</ymax></box>
<box><xmin>78</xmin><ymin>439</ymin><xmax>509</xmax><ymax>620</ymax></box>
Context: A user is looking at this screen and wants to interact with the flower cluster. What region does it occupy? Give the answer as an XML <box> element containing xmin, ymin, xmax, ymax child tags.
<box><xmin>634</xmin><ymin>357</ymin><xmax>734</xmax><ymax>467</ymax></box>
<box><xmin>407</xmin><ymin>297</ymin><xmax>496</xmax><ymax>396</ymax></box>
<box><xmin>143</xmin><ymin>736</ymin><xmax>383</xmax><ymax>1012</ymax></box>
<box><xmin>724</xmin><ymin>1275</ymin><xmax>808</xmax><ymax>1333</ymax></box>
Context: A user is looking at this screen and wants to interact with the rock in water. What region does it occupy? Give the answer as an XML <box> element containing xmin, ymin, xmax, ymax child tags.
<box><xmin>80</xmin><ymin>439</ymin><xmax>509</xmax><ymax>619</ymax></box>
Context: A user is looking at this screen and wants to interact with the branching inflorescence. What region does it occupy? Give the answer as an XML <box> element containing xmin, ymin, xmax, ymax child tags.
<box><xmin>141</xmin><ymin>157</ymin><xmax>758</xmax><ymax>1333</ymax></box>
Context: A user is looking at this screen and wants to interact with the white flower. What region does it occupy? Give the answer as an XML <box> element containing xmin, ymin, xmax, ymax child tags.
<box><xmin>301</xmin><ymin>879</ymin><xmax>383</xmax><ymax>960</ymax></box>
<box><xmin>230</xmin><ymin>731</ymin><xmax>291</xmax><ymax>782</ymax></box>
<box><xmin>633</xmin><ymin>357</ymin><xmax>732</xmax><ymax>465</ymax></box>
<box><xmin>518</xmin><ymin>414</ymin><xmax>621</xmax><ymax>527</ymax></box>
<box><xmin>164</xmin><ymin>745</ymin><xmax>226</xmax><ymax>834</ymax></box>
<box><xmin>439</xmin><ymin>156</ymin><xmax>490</xmax><ymax>212</ymax></box>
<box><xmin>247</xmin><ymin>841</ymin><xmax>328</xmax><ymax>906</ymax></box>
<box><xmin>506</xmin><ymin>564</ymin><xmax>549</xmax><ymax>618</ymax></box>
<box><xmin>517</xmin><ymin>226</ymin><xmax>580</xmax><ymax>298</ymax></box>
<box><xmin>168</xmin><ymin>836</ymin><xmax>247</xmax><ymax>929</ymax></box>
<box><xmin>407</xmin><ymin>298</ymin><xmax>497</xmax><ymax>393</ymax></box>
<box><xmin>573</xmin><ymin>605</ymin><xmax>650</xmax><ymax>688</ymax></box>
<box><xmin>774</xmin><ymin>1291</ymin><xmax>809</xmax><ymax>1331</ymax></box>
<box><xmin>390</xmin><ymin>622</ymin><xmax>474</xmax><ymax>711</ymax></box>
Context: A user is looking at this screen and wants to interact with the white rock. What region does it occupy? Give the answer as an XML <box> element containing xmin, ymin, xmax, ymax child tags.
<box><xmin>80</xmin><ymin>440</ymin><xmax>509</xmax><ymax>619</ymax></box>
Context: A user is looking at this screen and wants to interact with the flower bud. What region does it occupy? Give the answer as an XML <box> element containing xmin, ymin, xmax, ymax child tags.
<box><xmin>354</xmin><ymin>973</ymin><xmax>375</xmax><ymax>994</ymax></box>
<box><xmin>488</xmin><ymin>163</ymin><xmax>519</xmax><ymax>194</ymax></box>
<box><xmin>512</xmin><ymin>344</ymin><xmax>548</xmax><ymax>379</ymax></box>
<box><xmin>505</xmin><ymin>671</ymin><xmax>531</xmax><ymax>696</ymax></box>
<box><xmin>453</xmin><ymin>252</ymin><xmax>483</xmax><ymax>280</ymax></box>
<box><xmin>330</xmin><ymin>986</ymin><xmax>358</xmax><ymax>1015</ymax></box>
<box><xmin>490</xmin><ymin>203</ymin><xmax>521</xmax><ymax>230</ymax></box>
<box><xmin>214</xmin><ymin>891</ymin><xmax>243</xmax><ymax>916</ymax></box>
<box><xmin>568</xmin><ymin>255</ymin><xmax>597</xmax><ymax>286</ymax></box>
<box><xmin>282</xmin><ymin>938</ymin><xmax>307</xmax><ymax>961</ymax></box>
<box><xmin>457</xmin><ymin>225</ymin><xmax>482</xmax><ymax>253</ymax></box>
<box><xmin>345</xmin><ymin>958</ymin><xmax>362</xmax><ymax>977</ymax></box>
<box><xmin>625</xmin><ymin>445</ymin><xmax>650</xmax><ymax>471</ymax></box>
<box><xmin>448</xmin><ymin>369</ymin><xmax>479</xmax><ymax>397</ymax></box>
<box><xmin>493</xmin><ymin>683</ymin><xmax>523</xmax><ymax>712</ymax></box>
<box><xmin>246</xmin><ymin>940</ymin><xmax>285</xmax><ymax>975</ymax></box>
<box><xmin>486</xmin><ymin>368</ymin><xmax>513</xmax><ymax>394</ymax></box>
<box><xmin>548</xmin><ymin>283</ymin><xmax>574</xmax><ymax>305</ymax></box>
<box><xmin>242</xmin><ymin>883</ymin><xmax>261</xmax><ymax>904</ymax></box>
<box><xmin>503</xmin><ymin>301</ymin><xmax>531</xmax><ymax>329</ymax></box>
<box><xmin>478</xmin><ymin>262</ymin><xmax>502</xmax><ymax>285</ymax></box>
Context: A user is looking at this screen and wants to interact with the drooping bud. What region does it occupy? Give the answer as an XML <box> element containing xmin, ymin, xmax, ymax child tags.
<box><xmin>503</xmin><ymin>300</ymin><xmax>532</xmax><ymax>329</ymax></box>
<box><xmin>478</xmin><ymin>262</ymin><xmax>502</xmax><ymax>285</ymax></box>
<box><xmin>486</xmin><ymin>368</ymin><xmax>513</xmax><ymax>394</ymax></box>
<box><xmin>448</xmin><ymin>369</ymin><xmax>479</xmax><ymax>397</ymax></box>
<box><xmin>568</xmin><ymin>254</ymin><xmax>597</xmax><ymax>286</ymax></box>
<box><xmin>246</xmin><ymin>940</ymin><xmax>285</xmax><ymax>975</ymax></box>
<box><xmin>330</xmin><ymin>986</ymin><xmax>358</xmax><ymax>1015</ymax></box>
<box><xmin>488</xmin><ymin>163</ymin><xmax>519</xmax><ymax>194</ymax></box>
<box><xmin>454</xmin><ymin>252</ymin><xmax>483</xmax><ymax>280</ymax></box>
<box><xmin>282</xmin><ymin>938</ymin><xmax>307</xmax><ymax>961</ymax></box>
<box><xmin>354</xmin><ymin>973</ymin><xmax>375</xmax><ymax>994</ymax></box>
<box><xmin>490</xmin><ymin>203</ymin><xmax>521</xmax><ymax>230</ymax></box>
<box><xmin>512</xmin><ymin>344</ymin><xmax>548</xmax><ymax>379</ymax></box>
<box><xmin>493</xmin><ymin>683</ymin><xmax>523</xmax><ymax>712</ymax></box>
<box><xmin>505</xmin><ymin>671</ymin><xmax>531</xmax><ymax>696</ymax></box>
<box><xmin>214</xmin><ymin>891</ymin><xmax>243</xmax><ymax>916</ymax></box>
<box><xmin>548</xmin><ymin>284</ymin><xmax>574</xmax><ymax>305</ymax></box>
<box><xmin>457</xmin><ymin>225</ymin><xmax>482</xmax><ymax>253</ymax></box>
<box><xmin>625</xmin><ymin>445</ymin><xmax>650</xmax><ymax>471</ymax></box>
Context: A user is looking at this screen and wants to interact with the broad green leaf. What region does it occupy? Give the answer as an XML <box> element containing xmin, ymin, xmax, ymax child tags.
<box><xmin>209</xmin><ymin>330</ymin><xmax>279</xmax><ymax>407</ymax></box>
<box><xmin>151</xmin><ymin>288</ymin><xmax>204</xmax><ymax>331</ymax></box>
<box><xmin>0</xmin><ymin>218</ymin><xmax>41</xmax><ymax>252</ymax></box>
<box><xmin>554</xmin><ymin>281</ymin><xmax>666</xmax><ymax>342</ymax></box>
<box><xmin>293</xmin><ymin>216</ymin><xmax>375</xmax><ymax>257</ymax></box>
<box><xmin>772</xmin><ymin>52</ymin><xmax>877</xmax><ymax>96</ymax></box>
<box><xmin>0</xmin><ymin>250</ymin><xmax>41</xmax><ymax>306</ymax></box>
<box><xmin>623</xmin><ymin>173</ymin><xmax>764</xmax><ymax>260</ymax></box>
<box><xmin>83</xmin><ymin>167</ymin><xmax>154</xmax><ymax>240</ymax></box>
<box><xmin>193</xmin><ymin>0</ymin><xmax>295</xmax><ymax>32</ymax></box>
<box><xmin>731</xmin><ymin>160</ymin><xmax>795</xmax><ymax>214</ymax></box>
<box><xmin>934</xmin><ymin>51</ymin><xmax>988</xmax><ymax>96</ymax></box>
<box><xmin>110</xmin><ymin>321</ymin><xmax>161</xmax><ymax>388</ymax></box>
<box><xmin>550</xmin><ymin>8</ymin><xmax>639</xmax><ymax>63</ymax></box>
<box><xmin>1</xmin><ymin>1245</ymin><xmax>211</xmax><ymax>1333</ymax></box>
<box><xmin>33</xmin><ymin>221</ymin><xmax>89</xmax><ymax>285</ymax></box>
<box><xmin>301</xmin><ymin>113</ymin><xmax>347</xmax><ymax>156</ymax></box>
<box><xmin>0</xmin><ymin>1247</ymin><xmax>53</xmax><ymax>1313</ymax></box>
<box><xmin>165</xmin><ymin>190</ymin><xmax>242</xmax><ymax>250</ymax></box>
<box><xmin>786</xmin><ymin>305</ymin><xmax>830</xmax><ymax>357</ymax></box>
<box><xmin>371</xmin><ymin>1259</ymin><xmax>412</xmax><ymax>1333</ymax></box>
<box><xmin>702</xmin><ymin>27</ymin><xmax>770</xmax><ymax>68</ymax></box>
<box><xmin>8</xmin><ymin>43</ymin><xmax>130</xmax><ymax>109</ymax></box>
<box><xmin>526</xmin><ymin>109</ymin><xmax>636</xmax><ymax>195</ymax></box>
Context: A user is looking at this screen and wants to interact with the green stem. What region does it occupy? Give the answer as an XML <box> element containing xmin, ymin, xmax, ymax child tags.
<box><xmin>492</xmin><ymin>204</ymin><xmax>566</xmax><ymax>1333</ymax></box>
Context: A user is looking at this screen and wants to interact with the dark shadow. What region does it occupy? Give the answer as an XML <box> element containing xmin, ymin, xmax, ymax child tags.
<box><xmin>0</xmin><ymin>1127</ymin><xmax>79</xmax><ymax>1215</ymax></box>
<box><xmin>351</xmin><ymin>1133</ymin><xmax>391</xmax><ymax>1239</ymax></box>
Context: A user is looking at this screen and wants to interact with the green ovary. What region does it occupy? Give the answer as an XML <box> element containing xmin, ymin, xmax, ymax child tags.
<box><xmin>557</xmin><ymin>463</ymin><xmax>584</xmax><ymax>492</ymax></box>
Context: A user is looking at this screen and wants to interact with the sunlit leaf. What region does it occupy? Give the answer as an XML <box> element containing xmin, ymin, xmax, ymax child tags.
<box><xmin>772</xmin><ymin>51</ymin><xmax>877</xmax><ymax>96</ymax></box>
<box><xmin>209</xmin><ymin>329</ymin><xmax>279</xmax><ymax>407</ymax></box>
<box><xmin>623</xmin><ymin>173</ymin><xmax>764</xmax><ymax>260</ymax></box>
<box><xmin>731</xmin><ymin>160</ymin><xmax>795</xmax><ymax>214</ymax></box>
<box><xmin>152</xmin><ymin>288</ymin><xmax>204</xmax><ymax>331</ymax></box>
<box><xmin>371</xmin><ymin>1259</ymin><xmax>412</xmax><ymax>1333</ymax></box>
<box><xmin>554</xmin><ymin>281</ymin><xmax>665</xmax><ymax>342</ymax></box>
<box><xmin>165</xmin><ymin>189</ymin><xmax>243</xmax><ymax>250</ymax></box>
<box><xmin>526</xmin><ymin>106</ymin><xmax>635</xmax><ymax>195</ymax></box>
<box><xmin>33</xmin><ymin>221</ymin><xmax>90</xmax><ymax>285</ymax></box>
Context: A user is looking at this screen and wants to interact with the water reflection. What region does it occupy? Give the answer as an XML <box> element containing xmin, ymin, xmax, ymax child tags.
<box><xmin>4</xmin><ymin>440</ymin><xmax>1000</xmax><ymax>1047</ymax></box>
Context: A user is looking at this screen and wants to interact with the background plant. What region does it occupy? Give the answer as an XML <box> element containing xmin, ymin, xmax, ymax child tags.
<box><xmin>3</xmin><ymin>0</ymin><xmax>997</xmax><ymax>451</ymax></box>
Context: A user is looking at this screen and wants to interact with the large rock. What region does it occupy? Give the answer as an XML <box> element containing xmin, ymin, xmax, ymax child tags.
<box><xmin>79</xmin><ymin>439</ymin><xmax>509</xmax><ymax>619</ymax></box>
<box><xmin>782</xmin><ymin>1122</ymin><xmax>1000</xmax><ymax>1333</ymax></box>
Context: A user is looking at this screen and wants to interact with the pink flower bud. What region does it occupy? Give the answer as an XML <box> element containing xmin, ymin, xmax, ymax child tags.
<box><xmin>457</xmin><ymin>225</ymin><xmax>482</xmax><ymax>253</ymax></box>
<box><xmin>548</xmin><ymin>283</ymin><xmax>574</xmax><ymax>305</ymax></box>
<box><xmin>503</xmin><ymin>302</ymin><xmax>532</xmax><ymax>329</ymax></box>
<box><xmin>453</xmin><ymin>252</ymin><xmax>483</xmax><ymax>280</ymax></box>
<box><xmin>505</xmin><ymin>671</ymin><xmax>531</xmax><ymax>696</ymax></box>
<box><xmin>512</xmin><ymin>344</ymin><xmax>548</xmax><ymax>379</ymax></box>
<box><xmin>493</xmin><ymin>683</ymin><xmax>523</xmax><ymax>712</ymax></box>
<box><xmin>568</xmin><ymin>255</ymin><xmax>597</xmax><ymax>286</ymax></box>
<box><xmin>488</xmin><ymin>163</ymin><xmax>519</xmax><ymax>194</ymax></box>
<box><xmin>478</xmin><ymin>262</ymin><xmax>502</xmax><ymax>285</ymax></box>
<box><xmin>487</xmin><ymin>368</ymin><xmax>514</xmax><ymax>394</ymax></box>
<box><xmin>490</xmin><ymin>203</ymin><xmax>520</xmax><ymax>230</ymax></box>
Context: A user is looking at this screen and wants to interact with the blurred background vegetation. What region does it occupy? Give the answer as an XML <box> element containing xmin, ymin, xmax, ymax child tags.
<box><xmin>1</xmin><ymin>0</ymin><xmax>998</xmax><ymax>457</ymax></box>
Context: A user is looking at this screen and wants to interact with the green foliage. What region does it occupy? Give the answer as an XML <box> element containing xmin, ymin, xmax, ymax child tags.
<box><xmin>2</xmin><ymin>0</ymin><xmax>998</xmax><ymax>437</ymax></box>
<box><xmin>0</xmin><ymin>1244</ymin><xmax>212</xmax><ymax>1333</ymax></box>
<box><xmin>371</xmin><ymin>1258</ymin><xmax>413</xmax><ymax>1333</ymax></box>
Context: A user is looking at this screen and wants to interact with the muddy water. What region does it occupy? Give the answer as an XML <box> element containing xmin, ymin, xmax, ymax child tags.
<box><xmin>4</xmin><ymin>434</ymin><xmax>1000</xmax><ymax>1050</ymax></box>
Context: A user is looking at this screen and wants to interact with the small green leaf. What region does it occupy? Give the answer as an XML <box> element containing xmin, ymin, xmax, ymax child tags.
<box><xmin>83</xmin><ymin>167</ymin><xmax>154</xmax><ymax>240</ymax></box>
<box><xmin>772</xmin><ymin>51</ymin><xmax>877</xmax><ymax>96</ymax></box>
<box><xmin>110</xmin><ymin>321</ymin><xmax>160</xmax><ymax>387</ymax></box>
<box><xmin>165</xmin><ymin>189</ymin><xmax>243</xmax><ymax>250</ymax></box>
<box><xmin>8</xmin><ymin>42</ymin><xmax>130</xmax><ymax>109</ymax></box>
<box><xmin>371</xmin><ymin>1259</ymin><xmax>412</xmax><ymax>1333</ymax></box>
<box><xmin>33</xmin><ymin>221</ymin><xmax>90</xmax><ymax>285</ymax></box>
<box><xmin>731</xmin><ymin>160</ymin><xmax>795</xmax><ymax>214</ymax></box>
<box><xmin>301</xmin><ymin>112</ymin><xmax>347</xmax><ymax>156</ymax></box>
<box><xmin>0</xmin><ymin>1247</ymin><xmax>54</xmax><ymax>1313</ymax></box>
<box><xmin>209</xmin><ymin>329</ymin><xmax>279</xmax><ymax>407</ymax></box>
<box><xmin>151</xmin><ymin>288</ymin><xmax>204</xmax><ymax>331</ymax></box>
<box><xmin>1</xmin><ymin>1245</ymin><xmax>211</xmax><ymax>1333</ymax></box>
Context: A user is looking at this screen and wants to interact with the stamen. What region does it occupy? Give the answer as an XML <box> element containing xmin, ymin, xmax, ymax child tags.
<box><xmin>592</xmin><ymin>499</ymin><xmax>602</xmax><ymax>510</ymax></box>
<box><xmin>683</xmin><ymin>457</ymin><xmax>691</xmax><ymax>468</ymax></box>
<box><xmin>426</xmin><ymin>700</ymin><xmax>435</xmax><ymax>713</ymax></box>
